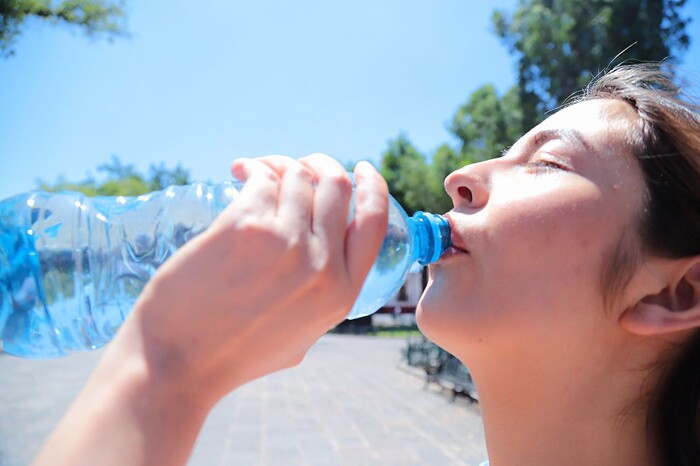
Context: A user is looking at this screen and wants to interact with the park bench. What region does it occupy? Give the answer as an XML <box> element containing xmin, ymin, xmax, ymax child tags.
<box><xmin>405</xmin><ymin>337</ymin><xmax>478</xmax><ymax>403</ymax></box>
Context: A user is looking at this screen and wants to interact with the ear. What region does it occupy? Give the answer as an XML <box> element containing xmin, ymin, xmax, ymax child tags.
<box><xmin>620</xmin><ymin>259</ymin><xmax>700</xmax><ymax>336</ymax></box>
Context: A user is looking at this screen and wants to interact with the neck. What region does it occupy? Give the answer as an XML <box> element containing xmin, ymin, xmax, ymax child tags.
<box><xmin>465</xmin><ymin>339</ymin><xmax>664</xmax><ymax>466</ymax></box>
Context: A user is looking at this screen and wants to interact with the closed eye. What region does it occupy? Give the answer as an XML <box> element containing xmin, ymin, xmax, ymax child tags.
<box><xmin>527</xmin><ymin>158</ymin><xmax>571</xmax><ymax>174</ymax></box>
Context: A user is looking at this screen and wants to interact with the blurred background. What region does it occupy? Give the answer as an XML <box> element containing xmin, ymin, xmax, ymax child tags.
<box><xmin>1</xmin><ymin>3</ymin><xmax>700</xmax><ymax>464</ymax></box>
<box><xmin>1</xmin><ymin>0</ymin><xmax>698</xmax><ymax>216</ymax></box>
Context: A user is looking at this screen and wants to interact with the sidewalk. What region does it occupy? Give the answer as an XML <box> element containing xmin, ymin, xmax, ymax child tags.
<box><xmin>0</xmin><ymin>334</ymin><xmax>487</xmax><ymax>466</ymax></box>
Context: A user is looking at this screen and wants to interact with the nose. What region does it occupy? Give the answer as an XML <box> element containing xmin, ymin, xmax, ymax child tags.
<box><xmin>444</xmin><ymin>162</ymin><xmax>490</xmax><ymax>209</ymax></box>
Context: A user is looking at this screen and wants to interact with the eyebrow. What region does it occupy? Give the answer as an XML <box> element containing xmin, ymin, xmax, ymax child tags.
<box><xmin>530</xmin><ymin>128</ymin><xmax>596</xmax><ymax>154</ymax></box>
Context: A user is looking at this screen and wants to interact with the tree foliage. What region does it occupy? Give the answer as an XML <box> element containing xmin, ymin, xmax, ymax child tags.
<box><xmin>377</xmin><ymin>135</ymin><xmax>421</xmax><ymax>214</ymax></box>
<box><xmin>38</xmin><ymin>155</ymin><xmax>192</xmax><ymax>197</ymax></box>
<box><xmin>450</xmin><ymin>84</ymin><xmax>522</xmax><ymax>162</ymax></box>
<box><xmin>379</xmin><ymin>133</ymin><xmax>431</xmax><ymax>215</ymax></box>
<box><xmin>377</xmin><ymin>87</ymin><xmax>524</xmax><ymax>215</ymax></box>
<box><xmin>0</xmin><ymin>0</ymin><xmax>126</xmax><ymax>57</ymax></box>
<box><xmin>492</xmin><ymin>0</ymin><xmax>691</xmax><ymax>130</ymax></box>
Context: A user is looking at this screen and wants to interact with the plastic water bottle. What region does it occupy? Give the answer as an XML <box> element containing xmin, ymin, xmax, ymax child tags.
<box><xmin>0</xmin><ymin>181</ymin><xmax>450</xmax><ymax>358</ymax></box>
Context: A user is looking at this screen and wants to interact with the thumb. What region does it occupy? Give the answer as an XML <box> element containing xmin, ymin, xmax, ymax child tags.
<box><xmin>345</xmin><ymin>161</ymin><xmax>389</xmax><ymax>286</ymax></box>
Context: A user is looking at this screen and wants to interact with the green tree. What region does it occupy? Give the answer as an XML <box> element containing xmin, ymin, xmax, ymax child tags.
<box><xmin>450</xmin><ymin>84</ymin><xmax>522</xmax><ymax>162</ymax></box>
<box><xmin>492</xmin><ymin>0</ymin><xmax>691</xmax><ymax>130</ymax></box>
<box><xmin>38</xmin><ymin>155</ymin><xmax>192</xmax><ymax>196</ymax></box>
<box><xmin>379</xmin><ymin>133</ymin><xmax>447</xmax><ymax>214</ymax></box>
<box><xmin>148</xmin><ymin>162</ymin><xmax>191</xmax><ymax>191</ymax></box>
<box><xmin>0</xmin><ymin>0</ymin><xmax>126</xmax><ymax>57</ymax></box>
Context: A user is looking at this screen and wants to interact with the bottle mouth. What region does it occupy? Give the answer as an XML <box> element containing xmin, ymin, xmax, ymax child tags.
<box><xmin>412</xmin><ymin>211</ymin><xmax>451</xmax><ymax>265</ymax></box>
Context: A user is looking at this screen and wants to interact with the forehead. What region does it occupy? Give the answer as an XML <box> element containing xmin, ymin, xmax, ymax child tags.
<box><xmin>541</xmin><ymin>99</ymin><xmax>640</xmax><ymax>151</ymax></box>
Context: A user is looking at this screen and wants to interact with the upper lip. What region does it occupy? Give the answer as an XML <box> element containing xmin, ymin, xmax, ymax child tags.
<box><xmin>444</xmin><ymin>212</ymin><xmax>470</xmax><ymax>254</ymax></box>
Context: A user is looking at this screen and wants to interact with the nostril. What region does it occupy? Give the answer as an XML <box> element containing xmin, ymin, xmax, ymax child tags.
<box><xmin>457</xmin><ymin>186</ymin><xmax>473</xmax><ymax>202</ymax></box>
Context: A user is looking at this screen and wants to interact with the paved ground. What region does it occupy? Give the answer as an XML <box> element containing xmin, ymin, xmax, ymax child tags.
<box><xmin>0</xmin><ymin>334</ymin><xmax>487</xmax><ymax>465</ymax></box>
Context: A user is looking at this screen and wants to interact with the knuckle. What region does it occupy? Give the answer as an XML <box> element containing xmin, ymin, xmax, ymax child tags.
<box><xmin>229</xmin><ymin>217</ymin><xmax>283</xmax><ymax>245</ymax></box>
<box><xmin>288</xmin><ymin>161</ymin><xmax>315</xmax><ymax>183</ymax></box>
<box><xmin>306</xmin><ymin>243</ymin><xmax>334</xmax><ymax>273</ymax></box>
<box><xmin>246</xmin><ymin>160</ymin><xmax>281</xmax><ymax>182</ymax></box>
<box><xmin>282</xmin><ymin>352</ymin><xmax>306</xmax><ymax>370</ymax></box>
<box><xmin>329</xmin><ymin>172</ymin><xmax>353</xmax><ymax>195</ymax></box>
<box><xmin>284</xmin><ymin>232</ymin><xmax>310</xmax><ymax>258</ymax></box>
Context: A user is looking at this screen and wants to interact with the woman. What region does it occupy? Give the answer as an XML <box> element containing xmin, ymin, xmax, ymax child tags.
<box><xmin>34</xmin><ymin>64</ymin><xmax>700</xmax><ymax>465</ymax></box>
<box><xmin>420</xmin><ymin>65</ymin><xmax>700</xmax><ymax>465</ymax></box>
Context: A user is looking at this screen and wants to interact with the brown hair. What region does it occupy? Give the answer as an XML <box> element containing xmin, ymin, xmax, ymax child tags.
<box><xmin>579</xmin><ymin>64</ymin><xmax>700</xmax><ymax>465</ymax></box>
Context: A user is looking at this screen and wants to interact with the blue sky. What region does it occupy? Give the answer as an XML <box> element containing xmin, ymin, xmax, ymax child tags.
<box><xmin>1</xmin><ymin>0</ymin><xmax>699</xmax><ymax>200</ymax></box>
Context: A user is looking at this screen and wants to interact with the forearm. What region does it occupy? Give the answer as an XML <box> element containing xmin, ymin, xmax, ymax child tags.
<box><xmin>32</xmin><ymin>333</ymin><xmax>212</xmax><ymax>466</ymax></box>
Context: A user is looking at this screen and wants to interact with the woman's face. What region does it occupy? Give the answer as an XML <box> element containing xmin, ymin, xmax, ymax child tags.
<box><xmin>417</xmin><ymin>99</ymin><xmax>646</xmax><ymax>360</ymax></box>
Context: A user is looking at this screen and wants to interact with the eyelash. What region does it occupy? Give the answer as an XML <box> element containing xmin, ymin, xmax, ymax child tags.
<box><xmin>528</xmin><ymin>159</ymin><xmax>566</xmax><ymax>170</ymax></box>
<box><xmin>527</xmin><ymin>158</ymin><xmax>569</xmax><ymax>173</ymax></box>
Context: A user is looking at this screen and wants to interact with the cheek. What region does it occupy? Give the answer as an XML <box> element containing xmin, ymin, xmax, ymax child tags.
<box><xmin>418</xmin><ymin>200</ymin><xmax>618</xmax><ymax>350</ymax></box>
<box><xmin>498</xmin><ymin>203</ymin><xmax>610</xmax><ymax>299</ymax></box>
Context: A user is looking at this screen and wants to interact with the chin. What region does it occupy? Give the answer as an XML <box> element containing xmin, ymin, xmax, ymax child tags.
<box><xmin>416</xmin><ymin>302</ymin><xmax>465</xmax><ymax>360</ymax></box>
<box><xmin>416</xmin><ymin>282</ymin><xmax>485</xmax><ymax>359</ymax></box>
<box><xmin>415</xmin><ymin>285</ymin><xmax>454</xmax><ymax>347</ymax></box>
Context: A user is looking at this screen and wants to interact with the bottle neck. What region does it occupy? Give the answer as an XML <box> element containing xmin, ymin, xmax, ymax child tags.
<box><xmin>408</xmin><ymin>211</ymin><xmax>451</xmax><ymax>266</ymax></box>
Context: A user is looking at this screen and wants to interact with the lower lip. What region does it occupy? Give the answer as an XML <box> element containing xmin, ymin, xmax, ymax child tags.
<box><xmin>437</xmin><ymin>246</ymin><xmax>469</xmax><ymax>262</ymax></box>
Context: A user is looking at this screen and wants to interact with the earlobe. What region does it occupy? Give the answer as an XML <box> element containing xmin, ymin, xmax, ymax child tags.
<box><xmin>620</xmin><ymin>262</ymin><xmax>700</xmax><ymax>336</ymax></box>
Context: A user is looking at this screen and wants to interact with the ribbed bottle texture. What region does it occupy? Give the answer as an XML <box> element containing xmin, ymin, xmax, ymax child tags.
<box><xmin>0</xmin><ymin>182</ymin><xmax>450</xmax><ymax>358</ymax></box>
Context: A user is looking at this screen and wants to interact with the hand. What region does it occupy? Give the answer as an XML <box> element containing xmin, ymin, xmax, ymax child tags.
<box><xmin>115</xmin><ymin>153</ymin><xmax>389</xmax><ymax>406</ymax></box>
<box><xmin>33</xmin><ymin>154</ymin><xmax>388</xmax><ymax>466</ymax></box>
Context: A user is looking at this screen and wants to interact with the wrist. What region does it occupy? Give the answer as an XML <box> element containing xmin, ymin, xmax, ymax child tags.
<box><xmin>100</xmin><ymin>321</ymin><xmax>218</xmax><ymax>420</ymax></box>
<box><xmin>33</xmin><ymin>331</ymin><xmax>214</xmax><ymax>466</ymax></box>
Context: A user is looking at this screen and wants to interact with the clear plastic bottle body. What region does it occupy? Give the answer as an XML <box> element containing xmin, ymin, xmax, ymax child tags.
<box><xmin>0</xmin><ymin>182</ymin><xmax>449</xmax><ymax>358</ymax></box>
<box><xmin>0</xmin><ymin>183</ymin><xmax>240</xmax><ymax>358</ymax></box>
<box><xmin>347</xmin><ymin>198</ymin><xmax>450</xmax><ymax>319</ymax></box>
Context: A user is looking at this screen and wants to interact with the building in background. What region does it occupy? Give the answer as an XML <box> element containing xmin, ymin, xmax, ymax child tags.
<box><xmin>372</xmin><ymin>264</ymin><xmax>425</xmax><ymax>327</ymax></box>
